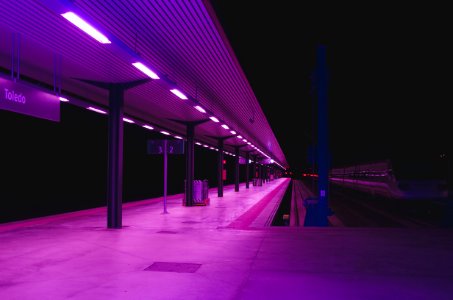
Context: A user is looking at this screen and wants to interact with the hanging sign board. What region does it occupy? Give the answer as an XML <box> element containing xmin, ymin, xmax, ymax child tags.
<box><xmin>147</xmin><ymin>139</ymin><xmax>184</xmax><ymax>155</ymax></box>
<box><xmin>0</xmin><ymin>76</ymin><xmax>60</xmax><ymax>122</ymax></box>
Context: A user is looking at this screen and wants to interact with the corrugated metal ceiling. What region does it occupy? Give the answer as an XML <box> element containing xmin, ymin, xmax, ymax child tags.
<box><xmin>0</xmin><ymin>0</ymin><xmax>288</xmax><ymax>167</ymax></box>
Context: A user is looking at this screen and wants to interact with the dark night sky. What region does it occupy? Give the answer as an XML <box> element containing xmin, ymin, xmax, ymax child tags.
<box><xmin>210</xmin><ymin>2</ymin><xmax>451</xmax><ymax>172</ymax></box>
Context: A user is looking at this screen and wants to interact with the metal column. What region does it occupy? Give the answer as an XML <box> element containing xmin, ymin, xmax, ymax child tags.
<box><xmin>234</xmin><ymin>146</ymin><xmax>240</xmax><ymax>192</ymax></box>
<box><xmin>107</xmin><ymin>85</ymin><xmax>124</xmax><ymax>228</ymax></box>
<box><xmin>77</xmin><ymin>78</ymin><xmax>149</xmax><ymax>229</ymax></box>
<box><xmin>217</xmin><ymin>139</ymin><xmax>224</xmax><ymax>197</ymax></box>
<box><xmin>316</xmin><ymin>44</ymin><xmax>330</xmax><ymax>226</ymax></box>
<box><xmin>185</xmin><ymin>124</ymin><xmax>195</xmax><ymax>206</ymax></box>
<box><xmin>245</xmin><ymin>152</ymin><xmax>250</xmax><ymax>188</ymax></box>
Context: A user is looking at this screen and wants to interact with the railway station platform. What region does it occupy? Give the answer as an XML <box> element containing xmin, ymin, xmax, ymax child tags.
<box><xmin>1</xmin><ymin>178</ymin><xmax>453</xmax><ymax>300</ymax></box>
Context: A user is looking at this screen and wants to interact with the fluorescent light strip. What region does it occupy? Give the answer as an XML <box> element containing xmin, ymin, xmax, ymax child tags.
<box><xmin>123</xmin><ymin>117</ymin><xmax>134</xmax><ymax>123</ymax></box>
<box><xmin>247</xmin><ymin>142</ymin><xmax>251</xmax><ymax>145</ymax></box>
<box><xmin>209</xmin><ymin>116</ymin><xmax>219</xmax><ymax>123</ymax></box>
<box><xmin>170</xmin><ymin>89</ymin><xmax>188</xmax><ymax>100</ymax></box>
<box><xmin>160</xmin><ymin>131</ymin><xmax>170</xmax><ymax>135</ymax></box>
<box><xmin>242</xmin><ymin>139</ymin><xmax>247</xmax><ymax>142</ymax></box>
<box><xmin>58</xmin><ymin>96</ymin><xmax>69</xmax><ymax>102</ymax></box>
<box><xmin>61</xmin><ymin>12</ymin><xmax>111</xmax><ymax>44</ymax></box>
<box><xmin>174</xmin><ymin>136</ymin><xmax>183</xmax><ymax>139</ymax></box>
<box><xmin>203</xmin><ymin>144</ymin><xmax>209</xmax><ymax>148</ymax></box>
<box><xmin>194</xmin><ymin>105</ymin><xmax>206</xmax><ymax>113</ymax></box>
<box><xmin>237</xmin><ymin>135</ymin><xmax>242</xmax><ymax>139</ymax></box>
<box><xmin>195</xmin><ymin>142</ymin><xmax>202</xmax><ymax>146</ymax></box>
<box><xmin>230</xmin><ymin>130</ymin><xmax>236</xmax><ymax>135</ymax></box>
<box><xmin>142</xmin><ymin>125</ymin><xmax>154</xmax><ymax>130</ymax></box>
<box><xmin>87</xmin><ymin>106</ymin><xmax>107</xmax><ymax>114</ymax></box>
<box><xmin>221</xmin><ymin>124</ymin><xmax>229</xmax><ymax>130</ymax></box>
<box><xmin>132</xmin><ymin>62</ymin><xmax>160</xmax><ymax>79</ymax></box>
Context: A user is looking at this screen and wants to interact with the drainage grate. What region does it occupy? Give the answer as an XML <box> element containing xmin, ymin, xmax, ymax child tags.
<box><xmin>144</xmin><ymin>262</ymin><xmax>202</xmax><ymax>273</ymax></box>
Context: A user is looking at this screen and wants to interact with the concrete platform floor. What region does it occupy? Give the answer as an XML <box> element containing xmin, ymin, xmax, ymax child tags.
<box><xmin>1</xmin><ymin>178</ymin><xmax>453</xmax><ymax>300</ymax></box>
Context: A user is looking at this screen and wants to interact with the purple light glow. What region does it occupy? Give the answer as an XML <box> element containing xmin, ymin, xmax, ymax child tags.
<box><xmin>87</xmin><ymin>106</ymin><xmax>107</xmax><ymax>114</ymax></box>
<box><xmin>221</xmin><ymin>124</ymin><xmax>229</xmax><ymax>130</ymax></box>
<box><xmin>194</xmin><ymin>105</ymin><xmax>206</xmax><ymax>113</ymax></box>
<box><xmin>132</xmin><ymin>62</ymin><xmax>160</xmax><ymax>79</ymax></box>
<box><xmin>242</xmin><ymin>139</ymin><xmax>247</xmax><ymax>142</ymax></box>
<box><xmin>209</xmin><ymin>147</ymin><xmax>215</xmax><ymax>150</ymax></box>
<box><xmin>237</xmin><ymin>135</ymin><xmax>243</xmax><ymax>139</ymax></box>
<box><xmin>170</xmin><ymin>89</ymin><xmax>188</xmax><ymax>100</ymax></box>
<box><xmin>123</xmin><ymin>117</ymin><xmax>134</xmax><ymax>123</ymax></box>
<box><xmin>160</xmin><ymin>131</ymin><xmax>170</xmax><ymax>135</ymax></box>
<box><xmin>230</xmin><ymin>130</ymin><xmax>236</xmax><ymax>135</ymax></box>
<box><xmin>58</xmin><ymin>96</ymin><xmax>69</xmax><ymax>102</ymax></box>
<box><xmin>142</xmin><ymin>125</ymin><xmax>154</xmax><ymax>130</ymax></box>
<box><xmin>195</xmin><ymin>142</ymin><xmax>202</xmax><ymax>145</ymax></box>
<box><xmin>209</xmin><ymin>116</ymin><xmax>219</xmax><ymax>123</ymax></box>
<box><xmin>174</xmin><ymin>135</ymin><xmax>183</xmax><ymax>139</ymax></box>
<box><xmin>61</xmin><ymin>12</ymin><xmax>111</xmax><ymax>44</ymax></box>
<box><xmin>203</xmin><ymin>144</ymin><xmax>209</xmax><ymax>148</ymax></box>
<box><xmin>247</xmin><ymin>142</ymin><xmax>251</xmax><ymax>145</ymax></box>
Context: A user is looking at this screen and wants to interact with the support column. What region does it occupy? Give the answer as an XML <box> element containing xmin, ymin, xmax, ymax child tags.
<box><xmin>234</xmin><ymin>146</ymin><xmax>240</xmax><ymax>192</ymax></box>
<box><xmin>185</xmin><ymin>124</ymin><xmax>195</xmax><ymax>206</ymax></box>
<box><xmin>78</xmin><ymin>78</ymin><xmax>149</xmax><ymax>229</ymax></box>
<box><xmin>217</xmin><ymin>139</ymin><xmax>224</xmax><ymax>197</ymax></box>
<box><xmin>107</xmin><ymin>85</ymin><xmax>124</xmax><ymax>229</ymax></box>
<box><xmin>245</xmin><ymin>151</ymin><xmax>251</xmax><ymax>188</ymax></box>
<box><xmin>206</xmin><ymin>135</ymin><xmax>234</xmax><ymax>197</ymax></box>
<box><xmin>170</xmin><ymin>119</ymin><xmax>210</xmax><ymax>207</ymax></box>
<box><xmin>316</xmin><ymin>44</ymin><xmax>330</xmax><ymax>226</ymax></box>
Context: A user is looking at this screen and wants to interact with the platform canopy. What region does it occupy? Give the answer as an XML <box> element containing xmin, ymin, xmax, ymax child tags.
<box><xmin>0</xmin><ymin>0</ymin><xmax>288</xmax><ymax>168</ymax></box>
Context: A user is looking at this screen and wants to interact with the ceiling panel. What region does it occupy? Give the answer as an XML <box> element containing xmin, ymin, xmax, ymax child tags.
<box><xmin>0</xmin><ymin>0</ymin><xmax>288</xmax><ymax>167</ymax></box>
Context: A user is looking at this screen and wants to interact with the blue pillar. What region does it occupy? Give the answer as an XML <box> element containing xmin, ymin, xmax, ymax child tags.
<box><xmin>316</xmin><ymin>44</ymin><xmax>330</xmax><ymax>226</ymax></box>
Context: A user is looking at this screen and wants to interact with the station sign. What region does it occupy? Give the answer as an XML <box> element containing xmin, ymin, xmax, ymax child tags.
<box><xmin>0</xmin><ymin>76</ymin><xmax>60</xmax><ymax>122</ymax></box>
<box><xmin>147</xmin><ymin>139</ymin><xmax>184</xmax><ymax>155</ymax></box>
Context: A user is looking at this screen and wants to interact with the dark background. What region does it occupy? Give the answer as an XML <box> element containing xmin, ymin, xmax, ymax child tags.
<box><xmin>209</xmin><ymin>1</ymin><xmax>451</xmax><ymax>171</ymax></box>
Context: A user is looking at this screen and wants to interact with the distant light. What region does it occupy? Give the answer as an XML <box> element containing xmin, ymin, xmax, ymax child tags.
<box><xmin>242</xmin><ymin>139</ymin><xmax>247</xmax><ymax>142</ymax></box>
<box><xmin>170</xmin><ymin>89</ymin><xmax>188</xmax><ymax>100</ymax></box>
<box><xmin>195</xmin><ymin>142</ymin><xmax>202</xmax><ymax>146</ymax></box>
<box><xmin>142</xmin><ymin>125</ymin><xmax>154</xmax><ymax>130</ymax></box>
<box><xmin>237</xmin><ymin>135</ymin><xmax>243</xmax><ymax>139</ymax></box>
<box><xmin>132</xmin><ymin>62</ymin><xmax>160</xmax><ymax>79</ymax></box>
<box><xmin>160</xmin><ymin>131</ymin><xmax>170</xmax><ymax>135</ymax></box>
<box><xmin>247</xmin><ymin>142</ymin><xmax>251</xmax><ymax>145</ymax></box>
<box><xmin>123</xmin><ymin>117</ymin><xmax>134</xmax><ymax>123</ymax></box>
<box><xmin>209</xmin><ymin>116</ymin><xmax>219</xmax><ymax>123</ymax></box>
<box><xmin>230</xmin><ymin>130</ymin><xmax>237</xmax><ymax>135</ymax></box>
<box><xmin>249</xmin><ymin>159</ymin><xmax>253</xmax><ymax>163</ymax></box>
<box><xmin>87</xmin><ymin>106</ymin><xmax>107</xmax><ymax>114</ymax></box>
<box><xmin>221</xmin><ymin>124</ymin><xmax>229</xmax><ymax>130</ymax></box>
<box><xmin>61</xmin><ymin>12</ymin><xmax>111</xmax><ymax>44</ymax></box>
<box><xmin>270</xmin><ymin>159</ymin><xmax>274</xmax><ymax>163</ymax></box>
<box><xmin>209</xmin><ymin>147</ymin><xmax>215</xmax><ymax>150</ymax></box>
<box><xmin>203</xmin><ymin>144</ymin><xmax>209</xmax><ymax>148</ymax></box>
<box><xmin>174</xmin><ymin>135</ymin><xmax>183</xmax><ymax>139</ymax></box>
<box><xmin>194</xmin><ymin>105</ymin><xmax>206</xmax><ymax>113</ymax></box>
<box><xmin>214</xmin><ymin>148</ymin><xmax>219</xmax><ymax>151</ymax></box>
<box><xmin>58</xmin><ymin>96</ymin><xmax>69</xmax><ymax>102</ymax></box>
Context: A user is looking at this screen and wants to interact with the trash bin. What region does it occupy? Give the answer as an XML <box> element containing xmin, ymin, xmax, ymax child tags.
<box><xmin>183</xmin><ymin>179</ymin><xmax>209</xmax><ymax>206</ymax></box>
